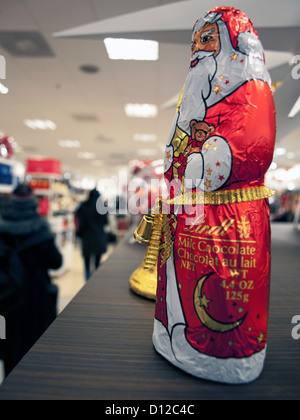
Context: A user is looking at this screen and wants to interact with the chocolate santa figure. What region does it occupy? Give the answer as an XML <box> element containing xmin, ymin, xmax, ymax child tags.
<box><xmin>153</xmin><ymin>6</ymin><xmax>276</xmax><ymax>384</ymax></box>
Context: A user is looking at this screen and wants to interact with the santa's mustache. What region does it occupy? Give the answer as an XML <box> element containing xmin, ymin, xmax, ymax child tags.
<box><xmin>190</xmin><ymin>49</ymin><xmax>216</xmax><ymax>68</ymax></box>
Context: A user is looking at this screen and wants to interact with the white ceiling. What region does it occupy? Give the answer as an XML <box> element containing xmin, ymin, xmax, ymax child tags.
<box><xmin>0</xmin><ymin>0</ymin><xmax>300</xmax><ymax>186</ymax></box>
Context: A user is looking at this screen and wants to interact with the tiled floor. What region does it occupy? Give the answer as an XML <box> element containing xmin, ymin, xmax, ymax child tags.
<box><xmin>0</xmin><ymin>242</ymin><xmax>115</xmax><ymax>385</ymax></box>
<box><xmin>52</xmin><ymin>242</ymin><xmax>86</xmax><ymax>314</ymax></box>
<box><xmin>53</xmin><ymin>242</ymin><xmax>115</xmax><ymax>314</ymax></box>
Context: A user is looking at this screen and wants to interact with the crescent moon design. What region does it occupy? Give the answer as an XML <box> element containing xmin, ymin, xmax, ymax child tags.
<box><xmin>194</xmin><ymin>273</ymin><xmax>247</xmax><ymax>333</ymax></box>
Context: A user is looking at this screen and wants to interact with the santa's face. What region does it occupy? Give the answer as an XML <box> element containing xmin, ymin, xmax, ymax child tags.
<box><xmin>190</xmin><ymin>23</ymin><xmax>220</xmax><ymax>68</ymax></box>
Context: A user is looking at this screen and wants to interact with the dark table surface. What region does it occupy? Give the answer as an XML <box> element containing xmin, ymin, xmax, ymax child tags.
<box><xmin>0</xmin><ymin>223</ymin><xmax>299</xmax><ymax>400</ymax></box>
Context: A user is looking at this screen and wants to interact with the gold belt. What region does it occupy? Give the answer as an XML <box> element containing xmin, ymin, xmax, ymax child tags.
<box><xmin>167</xmin><ymin>185</ymin><xmax>276</xmax><ymax>206</ymax></box>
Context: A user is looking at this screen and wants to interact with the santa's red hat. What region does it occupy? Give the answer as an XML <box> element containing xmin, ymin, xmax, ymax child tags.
<box><xmin>209</xmin><ymin>6</ymin><xmax>259</xmax><ymax>49</ymax></box>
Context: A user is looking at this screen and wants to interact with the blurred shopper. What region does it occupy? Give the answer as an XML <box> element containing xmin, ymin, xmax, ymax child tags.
<box><xmin>0</xmin><ymin>195</ymin><xmax>3</xmax><ymax>215</ymax></box>
<box><xmin>272</xmin><ymin>191</ymin><xmax>300</xmax><ymax>222</ymax></box>
<box><xmin>0</xmin><ymin>183</ymin><xmax>62</xmax><ymax>377</ymax></box>
<box><xmin>0</xmin><ymin>194</ymin><xmax>8</xmax><ymax>216</ymax></box>
<box><xmin>75</xmin><ymin>189</ymin><xmax>108</xmax><ymax>280</ymax></box>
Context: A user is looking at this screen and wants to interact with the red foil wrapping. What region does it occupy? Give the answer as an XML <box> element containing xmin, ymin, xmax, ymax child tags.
<box><xmin>152</xmin><ymin>6</ymin><xmax>276</xmax><ymax>383</ymax></box>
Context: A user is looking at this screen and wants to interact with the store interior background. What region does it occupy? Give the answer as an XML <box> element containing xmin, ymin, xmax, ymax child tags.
<box><xmin>0</xmin><ymin>0</ymin><xmax>300</xmax><ymax>383</ymax></box>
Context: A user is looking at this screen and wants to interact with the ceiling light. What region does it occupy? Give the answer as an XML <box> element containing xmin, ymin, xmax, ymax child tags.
<box><xmin>274</xmin><ymin>147</ymin><xmax>286</xmax><ymax>156</ymax></box>
<box><xmin>274</xmin><ymin>168</ymin><xmax>289</xmax><ymax>181</ymax></box>
<box><xmin>125</xmin><ymin>103</ymin><xmax>158</xmax><ymax>118</ymax></box>
<box><xmin>58</xmin><ymin>139</ymin><xmax>81</xmax><ymax>148</ymax></box>
<box><xmin>134</xmin><ymin>134</ymin><xmax>157</xmax><ymax>142</ymax></box>
<box><xmin>288</xmin><ymin>96</ymin><xmax>300</xmax><ymax>118</ymax></box>
<box><xmin>137</xmin><ymin>148</ymin><xmax>157</xmax><ymax>157</ymax></box>
<box><xmin>81</xmin><ymin>177</ymin><xmax>96</xmax><ymax>190</ymax></box>
<box><xmin>288</xmin><ymin>182</ymin><xmax>296</xmax><ymax>191</ymax></box>
<box><xmin>104</xmin><ymin>38</ymin><xmax>158</xmax><ymax>61</ymax></box>
<box><xmin>77</xmin><ymin>151</ymin><xmax>96</xmax><ymax>159</ymax></box>
<box><xmin>0</xmin><ymin>83</ymin><xmax>9</xmax><ymax>94</ymax></box>
<box><xmin>24</xmin><ymin>119</ymin><xmax>56</xmax><ymax>130</ymax></box>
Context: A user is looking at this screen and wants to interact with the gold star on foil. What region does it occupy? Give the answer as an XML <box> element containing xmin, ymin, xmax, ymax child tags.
<box><xmin>257</xmin><ymin>332</ymin><xmax>264</xmax><ymax>343</ymax></box>
<box><xmin>179</xmin><ymin>283</ymin><xmax>183</xmax><ymax>290</ymax></box>
<box><xmin>204</xmin><ymin>179</ymin><xmax>212</xmax><ymax>189</ymax></box>
<box><xmin>199</xmin><ymin>293</ymin><xmax>211</xmax><ymax>308</ymax></box>
<box><xmin>219</xmin><ymin>74</ymin><xmax>225</xmax><ymax>80</ymax></box>
<box><xmin>228</xmin><ymin>340</ymin><xmax>233</xmax><ymax>347</ymax></box>
<box><xmin>213</xmin><ymin>146</ymin><xmax>218</xmax><ymax>151</ymax></box>
<box><xmin>206</xmin><ymin>168</ymin><xmax>213</xmax><ymax>175</ymax></box>
<box><xmin>213</xmin><ymin>84</ymin><xmax>222</xmax><ymax>94</ymax></box>
<box><xmin>230</xmin><ymin>53</ymin><xmax>238</xmax><ymax>61</ymax></box>
<box><xmin>204</xmin><ymin>141</ymin><xmax>211</xmax><ymax>150</ymax></box>
<box><xmin>238</xmin><ymin>307</ymin><xmax>244</xmax><ymax>314</ymax></box>
<box><xmin>166</xmin><ymin>150</ymin><xmax>171</xmax><ymax>159</ymax></box>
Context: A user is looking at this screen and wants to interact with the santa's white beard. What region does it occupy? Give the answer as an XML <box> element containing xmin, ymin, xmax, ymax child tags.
<box><xmin>177</xmin><ymin>52</ymin><xmax>217</xmax><ymax>136</ymax></box>
<box><xmin>166</xmin><ymin>19</ymin><xmax>271</xmax><ymax>147</ymax></box>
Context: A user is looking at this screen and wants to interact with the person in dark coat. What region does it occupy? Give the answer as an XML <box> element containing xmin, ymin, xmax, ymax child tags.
<box><xmin>75</xmin><ymin>189</ymin><xmax>108</xmax><ymax>280</ymax></box>
<box><xmin>0</xmin><ymin>183</ymin><xmax>62</xmax><ymax>377</ymax></box>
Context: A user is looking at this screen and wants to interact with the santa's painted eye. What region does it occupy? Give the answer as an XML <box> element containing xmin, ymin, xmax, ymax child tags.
<box><xmin>201</xmin><ymin>35</ymin><xmax>212</xmax><ymax>43</ymax></box>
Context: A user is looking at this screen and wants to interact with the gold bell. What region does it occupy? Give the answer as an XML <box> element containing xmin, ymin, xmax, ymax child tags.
<box><xmin>129</xmin><ymin>213</ymin><xmax>163</xmax><ymax>300</ymax></box>
<box><xmin>133</xmin><ymin>213</ymin><xmax>155</xmax><ymax>244</ymax></box>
